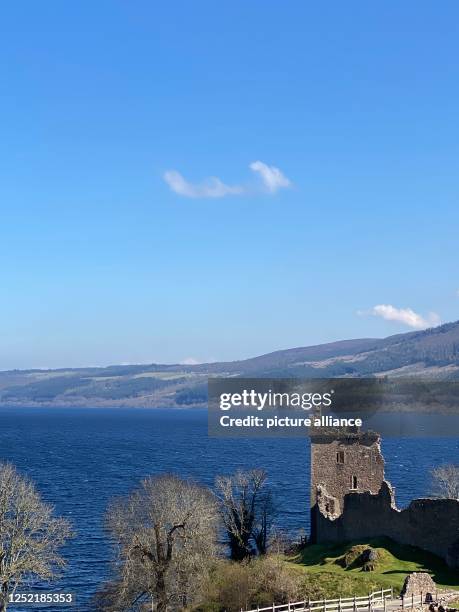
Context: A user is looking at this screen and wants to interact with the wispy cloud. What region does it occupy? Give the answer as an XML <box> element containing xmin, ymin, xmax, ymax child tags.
<box><xmin>358</xmin><ymin>304</ymin><xmax>441</xmax><ymax>330</ymax></box>
<box><xmin>180</xmin><ymin>357</ymin><xmax>201</xmax><ymax>365</ymax></box>
<box><xmin>249</xmin><ymin>160</ymin><xmax>291</xmax><ymax>193</ymax></box>
<box><xmin>163</xmin><ymin>171</ymin><xmax>243</xmax><ymax>199</ymax></box>
<box><xmin>163</xmin><ymin>161</ymin><xmax>291</xmax><ymax>199</ymax></box>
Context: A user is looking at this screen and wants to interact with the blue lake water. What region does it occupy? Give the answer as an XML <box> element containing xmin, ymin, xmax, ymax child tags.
<box><xmin>0</xmin><ymin>407</ymin><xmax>457</xmax><ymax>611</ymax></box>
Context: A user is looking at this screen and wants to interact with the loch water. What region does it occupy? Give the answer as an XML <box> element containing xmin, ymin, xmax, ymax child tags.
<box><xmin>0</xmin><ymin>407</ymin><xmax>456</xmax><ymax>611</ymax></box>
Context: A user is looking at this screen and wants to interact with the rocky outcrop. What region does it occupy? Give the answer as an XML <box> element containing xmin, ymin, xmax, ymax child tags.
<box><xmin>401</xmin><ymin>573</ymin><xmax>437</xmax><ymax>598</ymax></box>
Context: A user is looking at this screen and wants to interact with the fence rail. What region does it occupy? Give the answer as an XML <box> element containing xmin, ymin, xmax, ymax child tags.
<box><xmin>243</xmin><ymin>588</ymin><xmax>394</xmax><ymax>612</ymax></box>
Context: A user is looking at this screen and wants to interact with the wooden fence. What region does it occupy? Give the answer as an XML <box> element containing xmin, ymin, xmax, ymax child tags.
<box><xmin>243</xmin><ymin>587</ymin><xmax>394</xmax><ymax>612</ymax></box>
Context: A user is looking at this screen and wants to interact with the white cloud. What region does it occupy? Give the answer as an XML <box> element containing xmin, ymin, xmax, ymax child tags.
<box><xmin>163</xmin><ymin>161</ymin><xmax>291</xmax><ymax>198</ymax></box>
<box><xmin>163</xmin><ymin>170</ymin><xmax>243</xmax><ymax>199</ymax></box>
<box><xmin>180</xmin><ymin>357</ymin><xmax>201</xmax><ymax>365</ymax></box>
<box><xmin>249</xmin><ymin>160</ymin><xmax>291</xmax><ymax>193</ymax></box>
<box><xmin>360</xmin><ymin>304</ymin><xmax>441</xmax><ymax>329</ymax></box>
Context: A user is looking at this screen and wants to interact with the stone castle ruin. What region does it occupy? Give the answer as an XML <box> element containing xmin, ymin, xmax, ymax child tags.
<box><xmin>310</xmin><ymin>428</ymin><xmax>459</xmax><ymax>569</ymax></box>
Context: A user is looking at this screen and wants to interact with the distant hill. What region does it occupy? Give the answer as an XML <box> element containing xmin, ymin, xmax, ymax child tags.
<box><xmin>1</xmin><ymin>321</ymin><xmax>459</xmax><ymax>408</ymax></box>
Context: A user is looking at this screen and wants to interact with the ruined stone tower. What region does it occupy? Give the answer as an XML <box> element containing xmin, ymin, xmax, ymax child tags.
<box><xmin>310</xmin><ymin>429</ymin><xmax>385</xmax><ymax>543</ymax></box>
<box><xmin>309</xmin><ymin>427</ymin><xmax>459</xmax><ymax>569</ymax></box>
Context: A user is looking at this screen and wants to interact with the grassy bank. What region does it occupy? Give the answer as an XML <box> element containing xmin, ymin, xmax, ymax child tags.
<box><xmin>193</xmin><ymin>538</ymin><xmax>458</xmax><ymax>611</ymax></box>
<box><xmin>284</xmin><ymin>537</ymin><xmax>459</xmax><ymax>597</ymax></box>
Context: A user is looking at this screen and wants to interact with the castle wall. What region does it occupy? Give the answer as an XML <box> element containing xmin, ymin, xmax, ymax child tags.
<box><xmin>313</xmin><ymin>481</ymin><xmax>459</xmax><ymax>569</ymax></box>
<box><xmin>311</xmin><ymin>431</ymin><xmax>385</xmax><ymax>510</ymax></box>
<box><xmin>310</xmin><ymin>430</ymin><xmax>385</xmax><ymax>541</ymax></box>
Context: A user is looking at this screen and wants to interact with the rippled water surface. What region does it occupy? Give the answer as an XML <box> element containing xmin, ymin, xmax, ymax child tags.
<box><xmin>0</xmin><ymin>408</ymin><xmax>456</xmax><ymax>610</ymax></box>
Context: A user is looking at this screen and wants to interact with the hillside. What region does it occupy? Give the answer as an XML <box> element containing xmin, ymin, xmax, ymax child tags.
<box><xmin>286</xmin><ymin>538</ymin><xmax>459</xmax><ymax>596</ymax></box>
<box><xmin>1</xmin><ymin>321</ymin><xmax>459</xmax><ymax>408</ymax></box>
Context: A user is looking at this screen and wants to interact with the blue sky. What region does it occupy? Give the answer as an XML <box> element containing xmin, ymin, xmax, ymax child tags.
<box><xmin>1</xmin><ymin>1</ymin><xmax>459</xmax><ymax>369</ymax></box>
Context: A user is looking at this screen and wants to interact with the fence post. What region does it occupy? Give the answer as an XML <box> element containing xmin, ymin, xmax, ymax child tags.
<box><xmin>421</xmin><ymin>591</ymin><xmax>423</xmax><ymax>608</ymax></box>
<box><xmin>288</xmin><ymin>602</ymin><xmax>291</xmax><ymax>612</ymax></box>
<box><xmin>411</xmin><ymin>594</ymin><xmax>414</xmax><ymax>610</ymax></box>
<box><xmin>368</xmin><ymin>592</ymin><xmax>371</xmax><ymax>612</ymax></box>
<box><xmin>354</xmin><ymin>595</ymin><xmax>356</xmax><ymax>612</ymax></box>
<box><xmin>402</xmin><ymin>596</ymin><xmax>404</xmax><ymax>610</ymax></box>
<box><xmin>339</xmin><ymin>596</ymin><xmax>342</xmax><ymax>612</ymax></box>
<box><xmin>391</xmin><ymin>588</ymin><xmax>393</xmax><ymax>601</ymax></box>
<box><xmin>273</xmin><ymin>603</ymin><xmax>275</xmax><ymax>612</ymax></box>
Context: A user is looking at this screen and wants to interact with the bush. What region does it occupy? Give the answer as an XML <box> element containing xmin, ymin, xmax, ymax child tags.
<box><xmin>195</xmin><ymin>556</ymin><xmax>306</xmax><ymax>611</ymax></box>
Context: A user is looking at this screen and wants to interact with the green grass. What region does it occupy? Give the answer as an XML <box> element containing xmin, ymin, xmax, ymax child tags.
<box><xmin>284</xmin><ymin>538</ymin><xmax>459</xmax><ymax>597</ymax></box>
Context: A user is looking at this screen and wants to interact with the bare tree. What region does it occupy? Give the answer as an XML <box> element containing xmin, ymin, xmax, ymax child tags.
<box><xmin>103</xmin><ymin>474</ymin><xmax>218</xmax><ymax>611</ymax></box>
<box><xmin>431</xmin><ymin>464</ymin><xmax>459</xmax><ymax>499</ymax></box>
<box><xmin>0</xmin><ymin>463</ymin><xmax>72</xmax><ymax>611</ymax></box>
<box><xmin>215</xmin><ymin>469</ymin><xmax>274</xmax><ymax>561</ymax></box>
<box><xmin>252</xmin><ymin>490</ymin><xmax>274</xmax><ymax>556</ymax></box>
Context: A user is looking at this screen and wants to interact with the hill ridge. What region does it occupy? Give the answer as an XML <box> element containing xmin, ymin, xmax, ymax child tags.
<box><xmin>1</xmin><ymin>320</ymin><xmax>459</xmax><ymax>407</ymax></box>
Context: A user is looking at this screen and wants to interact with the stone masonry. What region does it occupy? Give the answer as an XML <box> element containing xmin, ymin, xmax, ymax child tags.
<box><xmin>310</xmin><ymin>429</ymin><xmax>385</xmax><ymax>542</ymax></box>
<box><xmin>401</xmin><ymin>573</ymin><xmax>437</xmax><ymax>598</ymax></box>
<box><xmin>310</xmin><ymin>428</ymin><xmax>459</xmax><ymax>569</ymax></box>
